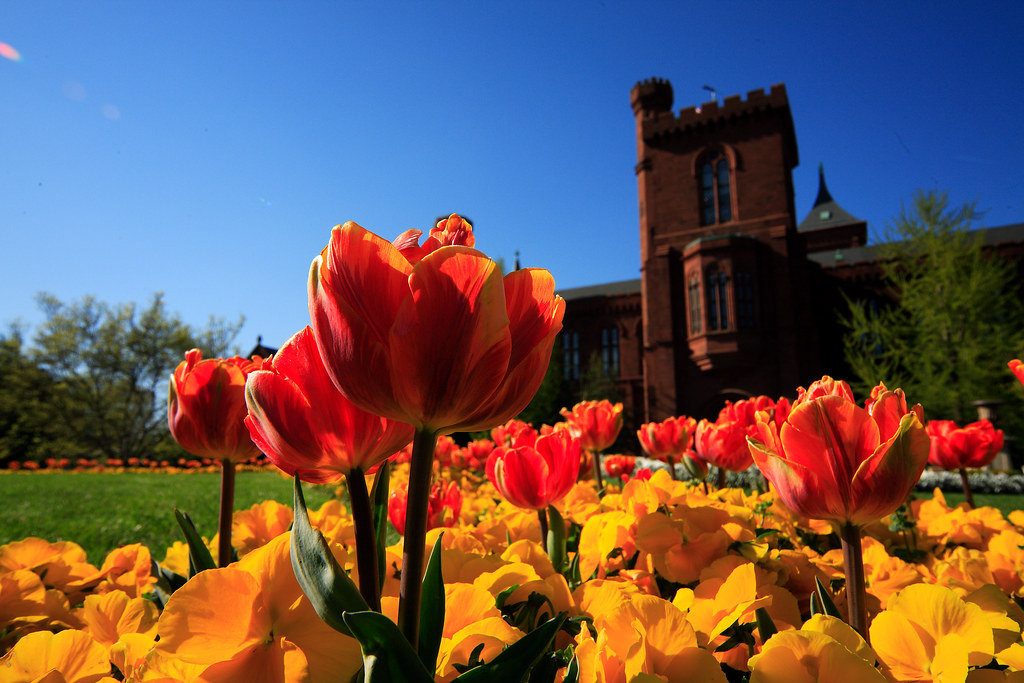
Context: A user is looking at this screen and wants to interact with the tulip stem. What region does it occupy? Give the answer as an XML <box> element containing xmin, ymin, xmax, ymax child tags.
<box><xmin>537</xmin><ymin>508</ymin><xmax>548</xmax><ymax>542</ymax></box>
<box><xmin>840</xmin><ymin>522</ymin><xmax>868</xmax><ymax>642</ymax></box>
<box><xmin>398</xmin><ymin>427</ymin><xmax>438</xmax><ymax>652</ymax></box>
<box><xmin>546</xmin><ymin>504</ymin><xmax>566</xmax><ymax>574</ymax></box>
<box><xmin>347</xmin><ymin>467</ymin><xmax>381</xmax><ymax>612</ymax></box>
<box><xmin>591</xmin><ymin>449</ymin><xmax>604</xmax><ymax>489</ymax></box>
<box><xmin>666</xmin><ymin>455</ymin><xmax>676</xmax><ymax>480</ymax></box>
<box><xmin>217</xmin><ymin>458</ymin><xmax>235</xmax><ymax>567</ymax></box>
<box><xmin>716</xmin><ymin>467</ymin><xmax>726</xmax><ymax>490</ymax></box>
<box><xmin>958</xmin><ymin>468</ymin><xmax>976</xmax><ymax>509</ymax></box>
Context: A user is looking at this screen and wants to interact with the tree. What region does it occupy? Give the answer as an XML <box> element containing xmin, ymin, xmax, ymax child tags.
<box><xmin>0</xmin><ymin>325</ymin><xmax>80</xmax><ymax>465</ymax></box>
<box><xmin>842</xmin><ymin>189</ymin><xmax>1024</xmax><ymax>427</ymax></box>
<box><xmin>29</xmin><ymin>292</ymin><xmax>243</xmax><ymax>461</ymax></box>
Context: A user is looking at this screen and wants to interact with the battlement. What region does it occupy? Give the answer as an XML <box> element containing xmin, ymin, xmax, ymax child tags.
<box><xmin>630</xmin><ymin>77</ymin><xmax>673</xmax><ymax>116</ymax></box>
<box><xmin>675</xmin><ymin>83</ymin><xmax>789</xmax><ymax>128</ymax></box>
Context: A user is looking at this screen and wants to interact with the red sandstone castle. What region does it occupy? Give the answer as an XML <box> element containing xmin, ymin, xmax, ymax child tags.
<box><xmin>557</xmin><ymin>79</ymin><xmax>1024</xmax><ymax>426</ymax></box>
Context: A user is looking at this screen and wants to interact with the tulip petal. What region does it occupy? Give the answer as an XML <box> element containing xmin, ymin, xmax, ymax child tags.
<box><xmin>849</xmin><ymin>412</ymin><xmax>929</xmax><ymax>525</ymax></box>
<box><xmin>309</xmin><ymin>222</ymin><xmax>412</xmax><ymax>421</ymax></box>
<box><xmin>461</xmin><ymin>269</ymin><xmax>564</xmax><ymax>430</ymax></box>
<box><xmin>387</xmin><ymin>246</ymin><xmax>512</xmax><ymax>432</ymax></box>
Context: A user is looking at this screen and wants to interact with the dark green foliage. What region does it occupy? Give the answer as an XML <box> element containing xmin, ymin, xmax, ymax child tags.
<box><xmin>842</xmin><ymin>189</ymin><xmax>1024</xmax><ymax>429</ymax></box>
<box><xmin>0</xmin><ymin>327</ymin><xmax>77</xmax><ymax>465</ymax></box>
<box><xmin>7</xmin><ymin>292</ymin><xmax>242</xmax><ymax>463</ymax></box>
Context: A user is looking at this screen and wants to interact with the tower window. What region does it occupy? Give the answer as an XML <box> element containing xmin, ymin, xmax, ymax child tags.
<box><xmin>601</xmin><ymin>327</ymin><xmax>619</xmax><ymax>377</ymax></box>
<box><xmin>688</xmin><ymin>275</ymin><xmax>702</xmax><ymax>335</ymax></box>
<box><xmin>563</xmin><ymin>330</ymin><xmax>580</xmax><ymax>381</ymax></box>
<box><xmin>700</xmin><ymin>151</ymin><xmax>733</xmax><ymax>225</ymax></box>
<box><xmin>706</xmin><ymin>269</ymin><xmax>729</xmax><ymax>331</ymax></box>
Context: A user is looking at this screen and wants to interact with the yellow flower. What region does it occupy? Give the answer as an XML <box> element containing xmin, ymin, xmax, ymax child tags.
<box><xmin>154</xmin><ymin>531</ymin><xmax>362</xmax><ymax>681</ymax></box>
<box><xmin>749</xmin><ymin>616</ymin><xmax>885</xmax><ymax>683</ymax></box>
<box><xmin>77</xmin><ymin>590</ymin><xmax>159</xmax><ymax>652</ymax></box>
<box><xmin>232</xmin><ymin>500</ymin><xmax>293</xmax><ymax>557</ymax></box>
<box><xmin>0</xmin><ymin>629</ymin><xmax>112</xmax><ymax>683</ymax></box>
<box><xmin>870</xmin><ymin>583</ymin><xmax>995</xmax><ymax>681</ymax></box>
<box><xmin>435</xmin><ymin>583</ymin><xmax>523</xmax><ymax>682</ymax></box>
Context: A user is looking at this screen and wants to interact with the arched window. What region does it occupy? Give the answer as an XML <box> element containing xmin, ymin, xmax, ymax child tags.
<box><xmin>699</xmin><ymin>150</ymin><xmax>732</xmax><ymax>225</ymax></box>
<box><xmin>563</xmin><ymin>330</ymin><xmax>580</xmax><ymax>381</ymax></box>
<box><xmin>706</xmin><ymin>269</ymin><xmax>729</xmax><ymax>331</ymax></box>
<box><xmin>601</xmin><ymin>327</ymin><xmax>619</xmax><ymax>377</ymax></box>
<box><xmin>687</xmin><ymin>275</ymin><xmax>702</xmax><ymax>334</ymax></box>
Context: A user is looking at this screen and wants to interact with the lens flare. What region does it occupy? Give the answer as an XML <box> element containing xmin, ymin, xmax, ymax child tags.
<box><xmin>0</xmin><ymin>42</ymin><xmax>21</xmax><ymax>62</ymax></box>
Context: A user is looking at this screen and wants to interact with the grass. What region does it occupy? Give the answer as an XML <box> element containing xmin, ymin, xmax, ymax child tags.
<box><xmin>3</xmin><ymin>471</ymin><xmax>1023</xmax><ymax>566</ymax></box>
<box><xmin>0</xmin><ymin>470</ymin><xmax>338</xmax><ymax>564</ymax></box>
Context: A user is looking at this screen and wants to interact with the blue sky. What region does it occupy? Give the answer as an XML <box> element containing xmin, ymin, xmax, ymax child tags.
<box><xmin>3</xmin><ymin>2</ymin><xmax>1021</xmax><ymax>353</ymax></box>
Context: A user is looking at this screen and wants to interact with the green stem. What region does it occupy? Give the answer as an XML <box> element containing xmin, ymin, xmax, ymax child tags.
<box><xmin>666</xmin><ymin>454</ymin><xmax>676</xmax><ymax>480</ymax></box>
<box><xmin>591</xmin><ymin>449</ymin><xmax>604</xmax><ymax>489</ymax></box>
<box><xmin>716</xmin><ymin>467</ymin><xmax>726</xmax><ymax>490</ymax></box>
<box><xmin>546</xmin><ymin>504</ymin><xmax>566</xmax><ymax>574</ymax></box>
<box><xmin>217</xmin><ymin>458</ymin><xmax>235</xmax><ymax>567</ymax></box>
<box><xmin>347</xmin><ymin>467</ymin><xmax>381</xmax><ymax>612</ymax></box>
<box><xmin>959</xmin><ymin>468</ymin><xmax>976</xmax><ymax>509</ymax></box>
<box><xmin>537</xmin><ymin>507</ymin><xmax>548</xmax><ymax>542</ymax></box>
<box><xmin>397</xmin><ymin>427</ymin><xmax>438</xmax><ymax>652</ymax></box>
<box><xmin>841</xmin><ymin>522</ymin><xmax>868</xmax><ymax>642</ymax></box>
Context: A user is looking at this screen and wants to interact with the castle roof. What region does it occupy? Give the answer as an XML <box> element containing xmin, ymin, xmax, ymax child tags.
<box><xmin>556</xmin><ymin>278</ymin><xmax>641</xmax><ymax>301</ymax></box>
<box><xmin>798</xmin><ymin>165</ymin><xmax>865</xmax><ymax>233</ymax></box>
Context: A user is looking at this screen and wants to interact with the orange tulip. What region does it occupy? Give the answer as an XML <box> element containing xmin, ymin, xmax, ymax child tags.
<box><xmin>747</xmin><ymin>380</ymin><xmax>929</xmax><ymax>528</ymax></box>
<box><xmin>694</xmin><ymin>416</ymin><xmax>751</xmax><ymax>473</ymax></box>
<box><xmin>927</xmin><ymin>419</ymin><xmax>1004</xmax><ymax>471</ymax></box>
<box><xmin>637</xmin><ymin>416</ymin><xmax>696</xmax><ymax>461</ymax></box>
<box><xmin>308</xmin><ymin>215</ymin><xmax>564</xmax><ymax>435</ymax></box>
<box><xmin>168</xmin><ymin>349</ymin><xmax>262</xmax><ymax>463</ymax></box>
<box><xmin>244</xmin><ymin>326</ymin><xmax>414</xmax><ymax>484</ymax></box>
<box><xmin>486</xmin><ymin>431</ymin><xmax>580</xmax><ymax>510</ymax></box>
<box><xmin>560</xmin><ymin>400</ymin><xmax>623</xmax><ymax>453</ymax></box>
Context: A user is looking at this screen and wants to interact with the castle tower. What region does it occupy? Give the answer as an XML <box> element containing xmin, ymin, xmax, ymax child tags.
<box><xmin>630</xmin><ymin>79</ymin><xmax>820</xmax><ymax>420</ymax></box>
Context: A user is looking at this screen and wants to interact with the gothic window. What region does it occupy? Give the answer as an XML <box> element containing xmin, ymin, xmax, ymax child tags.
<box><xmin>736</xmin><ymin>272</ymin><xmax>755</xmax><ymax>329</ymax></box>
<box><xmin>563</xmin><ymin>330</ymin><xmax>580</xmax><ymax>381</ymax></box>
<box><xmin>699</xmin><ymin>150</ymin><xmax>733</xmax><ymax>225</ymax></box>
<box><xmin>688</xmin><ymin>275</ymin><xmax>702</xmax><ymax>334</ymax></box>
<box><xmin>706</xmin><ymin>269</ymin><xmax>729</xmax><ymax>331</ymax></box>
<box><xmin>601</xmin><ymin>327</ymin><xmax>619</xmax><ymax>377</ymax></box>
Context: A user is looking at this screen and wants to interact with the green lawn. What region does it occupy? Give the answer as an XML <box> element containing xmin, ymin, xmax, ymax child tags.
<box><xmin>0</xmin><ymin>470</ymin><xmax>337</xmax><ymax>564</ymax></box>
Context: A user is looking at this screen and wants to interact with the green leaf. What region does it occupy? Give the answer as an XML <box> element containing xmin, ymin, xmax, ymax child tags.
<box><xmin>561</xmin><ymin>654</ymin><xmax>580</xmax><ymax>683</ymax></box>
<box><xmin>342</xmin><ymin>610</ymin><xmax>435</xmax><ymax>683</ymax></box>
<box><xmin>149</xmin><ymin>559</ymin><xmax>186</xmax><ymax>608</ymax></box>
<box><xmin>814</xmin><ymin>576</ymin><xmax>843</xmax><ymax>619</ymax></box>
<box><xmin>755</xmin><ymin>606</ymin><xmax>778</xmax><ymax>643</ymax></box>
<box><xmin>290</xmin><ymin>476</ymin><xmax>369</xmax><ymax>636</ymax></box>
<box><xmin>453</xmin><ymin>613</ymin><xmax>566</xmax><ymax>683</ymax></box>
<box><xmin>370</xmin><ymin>460</ymin><xmax>391</xmax><ymax>592</ymax></box>
<box><xmin>419</xmin><ymin>532</ymin><xmax>446</xmax><ymax>674</ymax></box>
<box><xmin>809</xmin><ymin>591</ymin><xmax>822</xmax><ymax>616</ymax></box>
<box><xmin>173</xmin><ymin>508</ymin><xmax>215</xmax><ymax>576</ymax></box>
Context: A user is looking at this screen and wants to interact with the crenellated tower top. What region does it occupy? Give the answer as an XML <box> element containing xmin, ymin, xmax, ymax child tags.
<box><xmin>630</xmin><ymin>78</ymin><xmax>673</xmax><ymax>117</ymax></box>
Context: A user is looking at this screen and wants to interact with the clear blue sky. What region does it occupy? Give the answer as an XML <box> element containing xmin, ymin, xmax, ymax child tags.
<box><xmin>3</xmin><ymin>2</ymin><xmax>1021</xmax><ymax>353</ymax></box>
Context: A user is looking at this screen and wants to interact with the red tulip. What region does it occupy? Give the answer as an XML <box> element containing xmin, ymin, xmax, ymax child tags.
<box><xmin>168</xmin><ymin>349</ymin><xmax>262</xmax><ymax>463</ymax></box>
<box><xmin>560</xmin><ymin>400</ymin><xmax>623</xmax><ymax>452</ymax></box>
<box><xmin>388</xmin><ymin>479</ymin><xmax>462</xmax><ymax>536</ymax></box>
<box><xmin>486</xmin><ymin>431</ymin><xmax>580</xmax><ymax>510</ymax></box>
<box><xmin>926</xmin><ymin>419</ymin><xmax>1004</xmax><ymax>470</ymax></box>
<box><xmin>1010</xmin><ymin>359</ymin><xmax>1024</xmax><ymax>387</ymax></box>
<box><xmin>308</xmin><ymin>216</ymin><xmax>564</xmax><ymax>435</ymax></box>
<box><xmin>747</xmin><ymin>380</ymin><xmax>929</xmax><ymax>527</ymax></box>
<box><xmin>604</xmin><ymin>454</ymin><xmax>636</xmax><ymax>481</ymax></box>
<box><xmin>244</xmin><ymin>327</ymin><xmax>414</xmax><ymax>484</ymax></box>
<box><xmin>694</xmin><ymin>416</ymin><xmax>751</xmax><ymax>472</ymax></box>
<box><xmin>637</xmin><ymin>416</ymin><xmax>696</xmax><ymax>462</ymax></box>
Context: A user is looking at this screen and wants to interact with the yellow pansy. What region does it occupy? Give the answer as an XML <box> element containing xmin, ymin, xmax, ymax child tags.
<box><xmin>0</xmin><ymin>629</ymin><xmax>111</xmax><ymax>683</ymax></box>
<box><xmin>870</xmin><ymin>582</ymin><xmax>995</xmax><ymax>681</ymax></box>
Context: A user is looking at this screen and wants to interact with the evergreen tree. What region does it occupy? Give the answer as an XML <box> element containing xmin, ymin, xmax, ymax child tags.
<box><xmin>842</xmin><ymin>189</ymin><xmax>1024</xmax><ymax>428</ymax></box>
